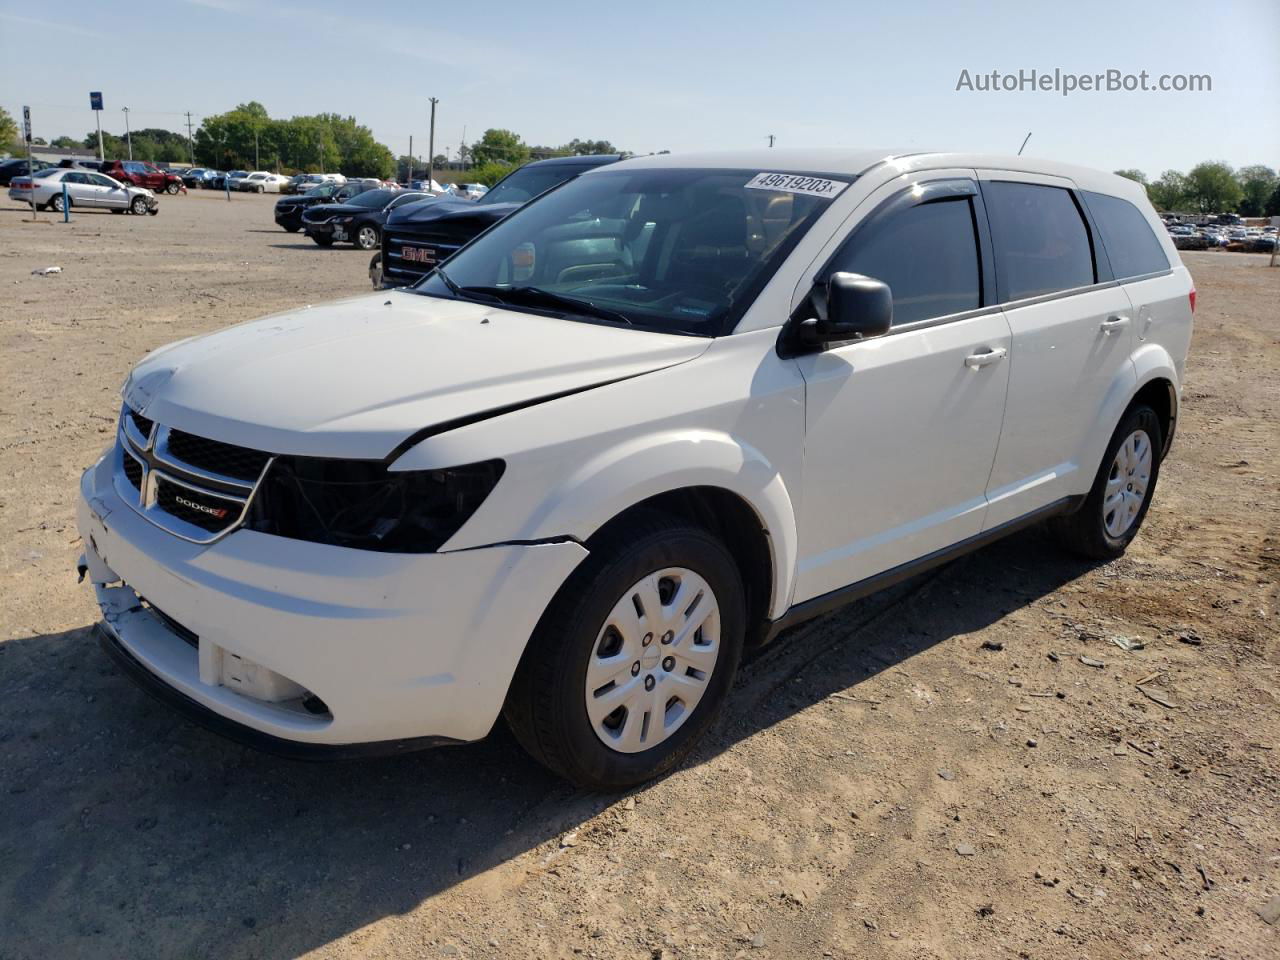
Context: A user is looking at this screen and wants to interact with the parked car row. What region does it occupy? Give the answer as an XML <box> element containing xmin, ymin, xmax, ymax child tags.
<box><xmin>1166</xmin><ymin>220</ymin><xmax>1277</xmax><ymax>252</ymax></box>
<box><xmin>8</xmin><ymin>167</ymin><xmax>160</xmax><ymax>214</ymax></box>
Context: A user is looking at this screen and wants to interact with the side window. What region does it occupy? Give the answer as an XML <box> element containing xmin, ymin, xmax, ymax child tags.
<box><xmin>1082</xmin><ymin>190</ymin><xmax>1170</xmax><ymax>279</ymax></box>
<box><xmin>64</xmin><ymin>172</ymin><xmax>87</xmax><ymax>184</ymax></box>
<box><xmin>983</xmin><ymin>181</ymin><xmax>1095</xmax><ymax>301</ymax></box>
<box><xmin>828</xmin><ymin>196</ymin><xmax>982</xmax><ymax>326</ymax></box>
<box><xmin>90</xmin><ymin>174</ymin><xmax>116</xmax><ymax>187</ymax></box>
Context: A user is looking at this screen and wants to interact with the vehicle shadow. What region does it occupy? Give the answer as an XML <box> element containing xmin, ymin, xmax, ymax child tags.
<box><xmin>0</xmin><ymin>528</ymin><xmax>1096</xmax><ymax>958</ymax></box>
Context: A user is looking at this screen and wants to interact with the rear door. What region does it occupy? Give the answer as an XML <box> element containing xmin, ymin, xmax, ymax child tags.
<box><xmin>792</xmin><ymin>173</ymin><xmax>1012</xmax><ymax>602</ymax></box>
<box><xmin>978</xmin><ymin>174</ymin><xmax>1136</xmax><ymax>528</ymax></box>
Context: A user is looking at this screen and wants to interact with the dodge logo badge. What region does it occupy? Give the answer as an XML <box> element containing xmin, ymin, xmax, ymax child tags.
<box><xmin>174</xmin><ymin>494</ymin><xmax>229</xmax><ymax>520</ymax></box>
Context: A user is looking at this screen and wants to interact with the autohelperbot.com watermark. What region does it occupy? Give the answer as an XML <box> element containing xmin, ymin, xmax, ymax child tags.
<box><xmin>955</xmin><ymin>68</ymin><xmax>1212</xmax><ymax>96</ymax></box>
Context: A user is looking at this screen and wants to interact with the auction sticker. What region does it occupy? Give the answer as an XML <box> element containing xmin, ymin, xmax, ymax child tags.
<box><xmin>744</xmin><ymin>173</ymin><xmax>849</xmax><ymax>198</ymax></box>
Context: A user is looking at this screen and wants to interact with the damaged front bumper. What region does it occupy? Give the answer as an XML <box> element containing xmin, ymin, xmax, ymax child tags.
<box><xmin>76</xmin><ymin>453</ymin><xmax>587</xmax><ymax>752</ymax></box>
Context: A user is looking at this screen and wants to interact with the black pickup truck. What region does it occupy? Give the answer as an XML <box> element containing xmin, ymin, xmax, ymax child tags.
<box><xmin>371</xmin><ymin>154</ymin><xmax>621</xmax><ymax>288</ymax></box>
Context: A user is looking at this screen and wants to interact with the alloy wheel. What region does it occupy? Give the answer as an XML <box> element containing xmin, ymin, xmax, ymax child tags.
<box><xmin>584</xmin><ymin>567</ymin><xmax>720</xmax><ymax>754</ymax></box>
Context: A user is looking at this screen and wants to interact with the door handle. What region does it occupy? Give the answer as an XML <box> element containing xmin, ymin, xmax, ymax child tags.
<box><xmin>964</xmin><ymin>347</ymin><xmax>1007</xmax><ymax>369</ymax></box>
<box><xmin>1100</xmin><ymin>315</ymin><xmax>1131</xmax><ymax>334</ymax></box>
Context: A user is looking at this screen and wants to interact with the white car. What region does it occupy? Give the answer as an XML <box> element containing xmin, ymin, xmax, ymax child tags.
<box><xmin>238</xmin><ymin>172</ymin><xmax>290</xmax><ymax>193</ymax></box>
<box><xmin>9</xmin><ymin>167</ymin><xmax>157</xmax><ymax>214</ymax></box>
<box><xmin>78</xmin><ymin>149</ymin><xmax>1193</xmax><ymax>789</ymax></box>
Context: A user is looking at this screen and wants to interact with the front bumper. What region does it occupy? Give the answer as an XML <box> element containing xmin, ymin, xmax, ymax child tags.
<box><xmin>274</xmin><ymin>207</ymin><xmax>304</xmax><ymax>229</ymax></box>
<box><xmin>77</xmin><ymin>452</ymin><xmax>587</xmax><ymax>750</ymax></box>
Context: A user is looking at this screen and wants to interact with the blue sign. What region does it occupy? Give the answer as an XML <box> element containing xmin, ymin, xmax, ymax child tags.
<box><xmin>90</xmin><ymin>91</ymin><xmax>103</xmax><ymax>111</ymax></box>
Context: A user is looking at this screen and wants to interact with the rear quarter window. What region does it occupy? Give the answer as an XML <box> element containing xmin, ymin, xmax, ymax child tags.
<box><xmin>1082</xmin><ymin>190</ymin><xmax>1171</xmax><ymax>279</ymax></box>
<box><xmin>983</xmin><ymin>181</ymin><xmax>1095</xmax><ymax>301</ymax></box>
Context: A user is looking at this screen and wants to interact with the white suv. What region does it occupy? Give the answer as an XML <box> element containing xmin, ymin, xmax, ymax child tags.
<box><xmin>78</xmin><ymin>149</ymin><xmax>1194</xmax><ymax>789</ymax></box>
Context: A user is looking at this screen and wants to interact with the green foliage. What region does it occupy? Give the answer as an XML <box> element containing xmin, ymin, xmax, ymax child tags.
<box><xmin>192</xmin><ymin>104</ymin><xmax>393</xmax><ymax>177</ymax></box>
<box><xmin>1146</xmin><ymin>169</ymin><xmax>1189</xmax><ymax>211</ymax></box>
<box><xmin>50</xmin><ymin>136</ymin><xmax>81</xmax><ymax>149</ymax></box>
<box><xmin>1266</xmin><ymin>182</ymin><xmax>1280</xmax><ymax>218</ymax></box>
<box><xmin>469</xmin><ymin>129</ymin><xmax>529</xmax><ymax>167</ymax></box>
<box><xmin>1236</xmin><ymin>165</ymin><xmax>1278</xmax><ymax>217</ymax></box>
<box><xmin>1113</xmin><ymin>169</ymin><xmax>1147</xmax><ymax>184</ymax></box>
<box><xmin>563</xmin><ymin>138</ymin><xmax>617</xmax><ymax>155</ymax></box>
<box><xmin>0</xmin><ymin>106</ymin><xmax>18</xmax><ymax>151</ymax></box>
<box><xmin>468</xmin><ymin>161</ymin><xmax>518</xmax><ymax>187</ymax></box>
<box><xmin>1182</xmin><ymin>161</ymin><xmax>1243</xmax><ymax>214</ymax></box>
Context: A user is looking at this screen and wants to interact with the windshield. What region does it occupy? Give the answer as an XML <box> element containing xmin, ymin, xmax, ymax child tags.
<box><xmin>414</xmin><ymin>167</ymin><xmax>843</xmax><ymax>336</ymax></box>
<box><xmin>479</xmin><ymin>164</ymin><xmax>587</xmax><ymax>206</ymax></box>
<box><xmin>345</xmin><ymin>188</ymin><xmax>396</xmax><ymax>208</ymax></box>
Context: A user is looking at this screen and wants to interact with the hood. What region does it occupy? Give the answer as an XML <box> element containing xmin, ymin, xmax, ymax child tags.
<box><xmin>303</xmin><ymin>201</ymin><xmax>373</xmax><ymax>219</ymax></box>
<box><xmin>390</xmin><ymin>197</ymin><xmax>517</xmax><ymax>227</ymax></box>
<box><xmin>123</xmin><ymin>290</ymin><xmax>710</xmax><ymax>460</ymax></box>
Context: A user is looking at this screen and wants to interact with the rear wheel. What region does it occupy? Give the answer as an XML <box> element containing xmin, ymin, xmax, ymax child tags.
<box><xmin>368</xmin><ymin>253</ymin><xmax>383</xmax><ymax>288</ymax></box>
<box><xmin>50</xmin><ymin>193</ymin><xmax>67</xmax><ymax>213</ymax></box>
<box><xmin>504</xmin><ymin>515</ymin><xmax>745</xmax><ymax>790</ymax></box>
<box><xmin>1051</xmin><ymin>404</ymin><xmax>1163</xmax><ymax>560</ymax></box>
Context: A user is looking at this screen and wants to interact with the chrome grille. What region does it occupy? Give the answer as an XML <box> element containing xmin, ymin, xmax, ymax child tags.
<box><xmin>113</xmin><ymin>405</ymin><xmax>273</xmax><ymax>544</ymax></box>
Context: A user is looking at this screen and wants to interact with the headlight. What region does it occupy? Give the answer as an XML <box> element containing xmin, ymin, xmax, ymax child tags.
<box><xmin>246</xmin><ymin>458</ymin><xmax>504</xmax><ymax>553</ymax></box>
<box><xmin>334</xmin><ymin>216</ymin><xmax>353</xmax><ymax>224</ymax></box>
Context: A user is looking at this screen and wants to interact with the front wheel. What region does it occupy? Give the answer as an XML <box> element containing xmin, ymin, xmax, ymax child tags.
<box><xmin>130</xmin><ymin>196</ymin><xmax>149</xmax><ymax>215</ymax></box>
<box><xmin>166</xmin><ymin>182</ymin><xmax>179</xmax><ymax>195</ymax></box>
<box><xmin>355</xmin><ymin>224</ymin><xmax>380</xmax><ymax>250</ymax></box>
<box><xmin>1051</xmin><ymin>404</ymin><xmax>1163</xmax><ymax>560</ymax></box>
<box><xmin>311</xmin><ymin>233</ymin><xmax>334</xmax><ymax>246</ymax></box>
<box><xmin>504</xmin><ymin>516</ymin><xmax>745</xmax><ymax>790</ymax></box>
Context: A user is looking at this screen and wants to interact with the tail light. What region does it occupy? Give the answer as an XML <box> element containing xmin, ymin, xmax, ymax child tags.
<box><xmin>1188</xmin><ymin>287</ymin><xmax>1196</xmax><ymax>313</ymax></box>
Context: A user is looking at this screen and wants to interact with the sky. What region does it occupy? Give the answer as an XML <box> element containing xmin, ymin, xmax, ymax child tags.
<box><xmin>2</xmin><ymin>0</ymin><xmax>1277</xmax><ymax>176</ymax></box>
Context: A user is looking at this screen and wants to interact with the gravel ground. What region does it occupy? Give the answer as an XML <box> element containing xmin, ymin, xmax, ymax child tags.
<box><xmin>0</xmin><ymin>194</ymin><xmax>1277</xmax><ymax>960</ymax></box>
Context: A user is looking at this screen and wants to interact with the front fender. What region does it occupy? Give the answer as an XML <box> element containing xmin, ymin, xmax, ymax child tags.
<box><xmin>514</xmin><ymin>430</ymin><xmax>800</xmax><ymax>618</ymax></box>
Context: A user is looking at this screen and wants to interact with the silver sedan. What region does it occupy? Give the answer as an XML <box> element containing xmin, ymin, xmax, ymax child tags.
<box><xmin>8</xmin><ymin>168</ymin><xmax>158</xmax><ymax>214</ymax></box>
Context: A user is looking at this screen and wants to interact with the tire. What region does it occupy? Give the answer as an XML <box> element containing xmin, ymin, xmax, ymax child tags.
<box><xmin>368</xmin><ymin>253</ymin><xmax>383</xmax><ymax>288</ymax></box>
<box><xmin>1051</xmin><ymin>404</ymin><xmax>1163</xmax><ymax>561</ymax></box>
<box><xmin>50</xmin><ymin>193</ymin><xmax>67</xmax><ymax>213</ymax></box>
<box><xmin>311</xmin><ymin>234</ymin><xmax>334</xmax><ymax>246</ymax></box>
<box><xmin>504</xmin><ymin>514</ymin><xmax>746</xmax><ymax>790</ymax></box>
<box><xmin>355</xmin><ymin>224</ymin><xmax>380</xmax><ymax>251</ymax></box>
<box><xmin>255</xmin><ymin>185</ymin><xmax>264</xmax><ymax>194</ymax></box>
<box><xmin>286</xmin><ymin>225</ymin><xmax>300</xmax><ymax>233</ymax></box>
<box><xmin>130</xmin><ymin>196</ymin><xmax>149</xmax><ymax>215</ymax></box>
<box><xmin>110</xmin><ymin>208</ymin><xmax>124</xmax><ymax>214</ymax></box>
<box><xmin>166</xmin><ymin>182</ymin><xmax>179</xmax><ymax>195</ymax></box>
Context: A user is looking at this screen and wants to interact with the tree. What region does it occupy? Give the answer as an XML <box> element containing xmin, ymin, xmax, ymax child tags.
<box><xmin>1113</xmin><ymin>169</ymin><xmax>1147</xmax><ymax>184</ymax></box>
<box><xmin>563</xmin><ymin>138</ymin><xmax>617</xmax><ymax>155</ymax></box>
<box><xmin>1236</xmin><ymin>165</ymin><xmax>1278</xmax><ymax>217</ymax></box>
<box><xmin>0</xmin><ymin>106</ymin><xmax>17</xmax><ymax>150</ymax></box>
<box><xmin>468</xmin><ymin>161</ymin><xmax>518</xmax><ymax>187</ymax></box>
<box><xmin>470</xmin><ymin>129</ymin><xmax>529</xmax><ymax>167</ymax></box>
<box><xmin>1266</xmin><ymin>181</ymin><xmax>1280</xmax><ymax>218</ymax></box>
<box><xmin>51</xmin><ymin>136</ymin><xmax>81</xmax><ymax>149</ymax></box>
<box><xmin>1147</xmin><ymin>170</ymin><xmax>1189</xmax><ymax>212</ymax></box>
<box><xmin>432</xmin><ymin>154</ymin><xmax>447</xmax><ymax>167</ymax></box>
<box><xmin>1183</xmin><ymin>161</ymin><xmax>1242</xmax><ymax>214</ymax></box>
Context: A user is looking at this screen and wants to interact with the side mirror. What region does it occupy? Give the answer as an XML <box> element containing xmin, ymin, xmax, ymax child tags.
<box><xmin>811</xmin><ymin>272</ymin><xmax>893</xmax><ymax>344</ymax></box>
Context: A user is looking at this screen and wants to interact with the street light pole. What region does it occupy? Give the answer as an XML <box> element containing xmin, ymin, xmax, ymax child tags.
<box><xmin>123</xmin><ymin>107</ymin><xmax>132</xmax><ymax>160</ymax></box>
<box><xmin>427</xmin><ymin>97</ymin><xmax>439</xmax><ymax>190</ymax></box>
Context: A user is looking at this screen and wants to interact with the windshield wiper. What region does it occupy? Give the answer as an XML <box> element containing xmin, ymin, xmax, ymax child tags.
<box><xmin>460</xmin><ymin>285</ymin><xmax>632</xmax><ymax>326</ymax></box>
<box><xmin>432</xmin><ymin>267</ymin><xmax>503</xmax><ymax>306</ymax></box>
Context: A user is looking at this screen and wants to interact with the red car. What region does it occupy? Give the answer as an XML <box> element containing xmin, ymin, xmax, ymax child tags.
<box><xmin>101</xmin><ymin>160</ymin><xmax>185</xmax><ymax>195</ymax></box>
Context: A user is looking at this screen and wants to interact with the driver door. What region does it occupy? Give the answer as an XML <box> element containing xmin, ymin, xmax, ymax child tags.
<box><xmin>792</xmin><ymin>175</ymin><xmax>1012</xmax><ymax>603</ymax></box>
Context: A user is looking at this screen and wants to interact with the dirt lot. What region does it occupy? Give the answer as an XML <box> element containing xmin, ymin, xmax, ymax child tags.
<box><xmin>0</xmin><ymin>193</ymin><xmax>1277</xmax><ymax>960</ymax></box>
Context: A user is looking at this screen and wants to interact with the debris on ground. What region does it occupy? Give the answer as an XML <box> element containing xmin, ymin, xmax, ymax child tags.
<box><xmin>31</xmin><ymin>265</ymin><xmax>62</xmax><ymax>276</ymax></box>
<box><xmin>1079</xmin><ymin>655</ymin><xmax>1106</xmax><ymax>668</ymax></box>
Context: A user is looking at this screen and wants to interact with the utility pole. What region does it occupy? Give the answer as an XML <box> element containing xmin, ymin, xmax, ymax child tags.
<box><xmin>91</xmin><ymin>91</ymin><xmax>105</xmax><ymax>162</ymax></box>
<box><xmin>427</xmin><ymin>97</ymin><xmax>439</xmax><ymax>190</ymax></box>
<box><xmin>185</xmin><ymin>112</ymin><xmax>195</xmax><ymax>166</ymax></box>
<box><xmin>254</xmin><ymin>126</ymin><xmax>260</xmax><ymax>170</ymax></box>
<box><xmin>408</xmin><ymin>135</ymin><xmax>413</xmax><ymax>181</ymax></box>
<box><xmin>123</xmin><ymin>107</ymin><xmax>132</xmax><ymax>160</ymax></box>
